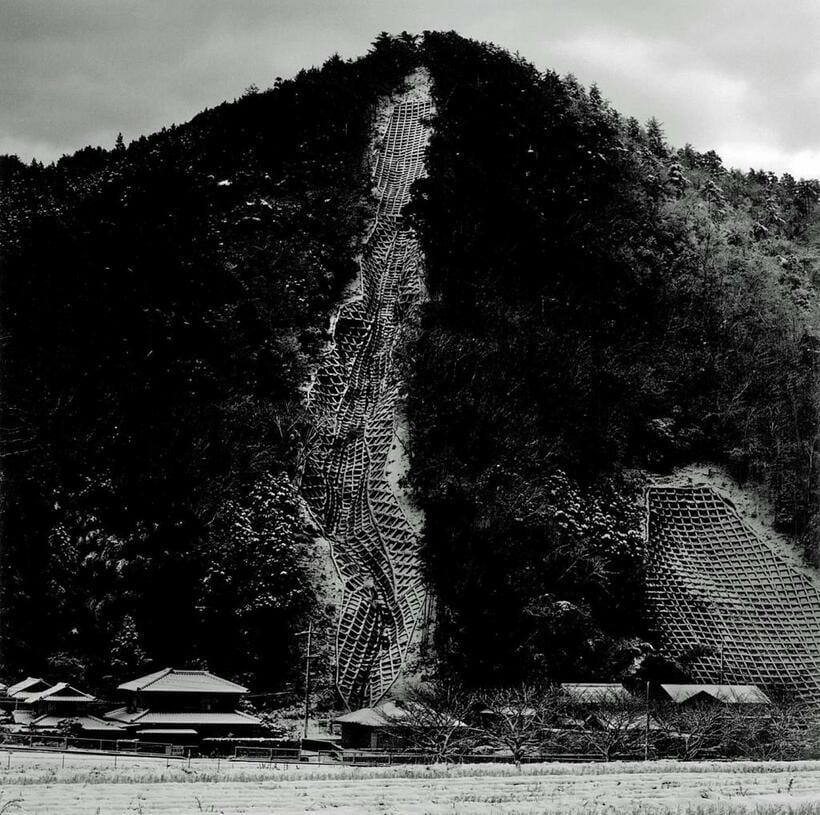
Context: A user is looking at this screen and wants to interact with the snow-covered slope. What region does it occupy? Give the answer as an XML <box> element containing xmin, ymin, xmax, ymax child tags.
<box><xmin>301</xmin><ymin>71</ymin><xmax>433</xmax><ymax>706</ymax></box>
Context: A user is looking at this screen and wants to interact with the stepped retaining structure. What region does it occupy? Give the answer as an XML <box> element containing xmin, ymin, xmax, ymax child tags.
<box><xmin>301</xmin><ymin>75</ymin><xmax>433</xmax><ymax>707</ymax></box>
<box><xmin>646</xmin><ymin>484</ymin><xmax>820</xmax><ymax>702</ymax></box>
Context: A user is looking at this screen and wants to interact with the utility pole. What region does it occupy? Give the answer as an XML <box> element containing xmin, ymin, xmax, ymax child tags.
<box><xmin>644</xmin><ymin>681</ymin><xmax>650</xmax><ymax>761</ymax></box>
<box><xmin>297</xmin><ymin>622</ymin><xmax>313</xmax><ymax>740</ymax></box>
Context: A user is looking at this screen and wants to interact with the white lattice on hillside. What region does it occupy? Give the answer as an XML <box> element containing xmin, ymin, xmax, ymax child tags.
<box><xmin>646</xmin><ymin>485</ymin><xmax>820</xmax><ymax>702</ymax></box>
<box><xmin>301</xmin><ymin>77</ymin><xmax>433</xmax><ymax>707</ymax></box>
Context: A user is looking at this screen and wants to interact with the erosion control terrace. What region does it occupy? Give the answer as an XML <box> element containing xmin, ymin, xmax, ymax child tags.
<box><xmin>301</xmin><ymin>72</ymin><xmax>433</xmax><ymax>707</ymax></box>
<box><xmin>647</xmin><ymin>485</ymin><xmax>820</xmax><ymax>702</ymax></box>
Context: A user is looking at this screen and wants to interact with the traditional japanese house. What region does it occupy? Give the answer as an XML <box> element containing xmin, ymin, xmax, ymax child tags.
<box><xmin>8</xmin><ymin>679</ymin><xmax>126</xmax><ymax>736</ymax></box>
<box><xmin>30</xmin><ymin>684</ymin><xmax>127</xmax><ymax>736</ymax></box>
<box><xmin>104</xmin><ymin>668</ymin><xmax>262</xmax><ymax>740</ymax></box>
<box><xmin>332</xmin><ymin>701</ymin><xmax>407</xmax><ymax>749</ymax></box>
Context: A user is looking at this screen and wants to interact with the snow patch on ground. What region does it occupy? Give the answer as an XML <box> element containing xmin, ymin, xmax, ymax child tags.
<box><xmin>384</xmin><ymin>410</ymin><xmax>423</xmax><ymax>536</ymax></box>
<box><xmin>5</xmin><ymin>752</ymin><xmax>820</xmax><ymax>814</ymax></box>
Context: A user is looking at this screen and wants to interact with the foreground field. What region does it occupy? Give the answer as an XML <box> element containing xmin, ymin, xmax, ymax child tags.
<box><xmin>3</xmin><ymin>752</ymin><xmax>820</xmax><ymax>814</ymax></box>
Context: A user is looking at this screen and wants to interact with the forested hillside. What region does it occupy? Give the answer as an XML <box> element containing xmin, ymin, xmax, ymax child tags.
<box><xmin>0</xmin><ymin>34</ymin><xmax>418</xmax><ymax>691</ymax></box>
<box><xmin>2</xmin><ymin>30</ymin><xmax>819</xmax><ymax>698</ymax></box>
<box><xmin>406</xmin><ymin>32</ymin><xmax>820</xmax><ymax>687</ymax></box>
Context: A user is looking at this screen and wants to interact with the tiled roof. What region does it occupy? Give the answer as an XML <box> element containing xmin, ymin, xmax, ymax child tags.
<box><xmin>31</xmin><ymin>714</ymin><xmax>126</xmax><ymax>731</ymax></box>
<box><xmin>28</xmin><ymin>682</ymin><xmax>95</xmax><ymax>704</ymax></box>
<box><xmin>104</xmin><ymin>707</ymin><xmax>260</xmax><ymax>726</ymax></box>
<box><xmin>333</xmin><ymin>701</ymin><xmax>407</xmax><ymax>727</ymax></box>
<box><xmin>8</xmin><ymin>677</ymin><xmax>52</xmax><ymax>698</ymax></box>
<box><xmin>332</xmin><ymin>701</ymin><xmax>470</xmax><ymax>728</ymax></box>
<box><xmin>103</xmin><ymin>706</ymin><xmax>134</xmax><ymax>723</ymax></box>
<box><xmin>660</xmin><ymin>684</ymin><xmax>771</xmax><ymax>705</ymax></box>
<box><xmin>560</xmin><ymin>683</ymin><xmax>632</xmax><ymax>703</ymax></box>
<box><xmin>117</xmin><ymin>668</ymin><xmax>248</xmax><ymax>694</ymax></box>
<box><xmin>136</xmin><ymin>728</ymin><xmax>198</xmax><ymax>736</ymax></box>
<box><xmin>137</xmin><ymin>711</ymin><xmax>261</xmax><ymax>726</ymax></box>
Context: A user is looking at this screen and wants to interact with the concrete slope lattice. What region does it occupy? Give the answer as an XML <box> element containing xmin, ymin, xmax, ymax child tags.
<box><xmin>301</xmin><ymin>77</ymin><xmax>433</xmax><ymax>707</ymax></box>
<box><xmin>646</xmin><ymin>485</ymin><xmax>820</xmax><ymax>701</ymax></box>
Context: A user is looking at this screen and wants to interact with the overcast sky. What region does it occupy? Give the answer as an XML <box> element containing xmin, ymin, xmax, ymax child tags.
<box><xmin>2</xmin><ymin>0</ymin><xmax>819</xmax><ymax>178</ymax></box>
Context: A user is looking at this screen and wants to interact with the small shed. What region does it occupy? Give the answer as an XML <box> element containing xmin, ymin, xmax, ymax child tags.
<box><xmin>332</xmin><ymin>701</ymin><xmax>406</xmax><ymax>749</ymax></box>
<box><xmin>658</xmin><ymin>684</ymin><xmax>771</xmax><ymax>707</ymax></box>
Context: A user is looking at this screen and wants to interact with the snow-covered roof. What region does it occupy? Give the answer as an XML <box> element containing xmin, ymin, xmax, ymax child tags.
<box><xmin>31</xmin><ymin>714</ymin><xmax>126</xmax><ymax>731</ymax></box>
<box><xmin>660</xmin><ymin>684</ymin><xmax>771</xmax><ymax>705</ymax></box>
<box><xmin>117</xmin><ymin>668</ymin><xmax>248</xmax><ymax>694</ymax></box>
<box><xmin>104</xmin><ymin>707</ymin><xmax>260</xmax><ymax>726</ymax></box>
<box><xmin>333</xmin><ymin>701</ymin><xmax>407</xmax><ymax>727</ymax></box>
<box><xmin>560</xmin><ymin>683</ymin><xmax>632</xmax><ymax>703</ymax></box>
<box><xmin>7</xmin><ymin>677</ymin><xmax>52</xmax><ymax>699</ymax></box>
<box><xmin>28</xmin><ymin>682</ymin><xmax>95</xmax><ymax>704</ymax></box>
<box><xmin>136</xmin><ymin>728</ymin><xmax>198</xmax><ymax>736</ymax></box>
<box><xmin>333</xmin><ymin>701</ymin><xmax>470</xmax><ymax>728</ymax></box>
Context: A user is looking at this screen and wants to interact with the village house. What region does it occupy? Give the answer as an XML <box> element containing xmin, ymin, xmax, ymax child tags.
<box><xmin>6</xmin><ymin>678</ymin><xmax>126</xmax><ymax>736</ymax></box>
<box><xmin>7</xmin><ymin>677</ymin><xmax>53</xmax><ymax>706</ymax></box>
<box><xmin>332</xmin><ymin>701</ymin><xmax>407</xmax><ymax>749</ymax></box>
<box><xmin>103</xmin><ymin>668</ymin><xmax>263</xmax><ymax>741</ymax></box>
<box><xmin>26</xmin><ymin>683</ymin><xmax>126</xmax><ymax>737</ymax></box>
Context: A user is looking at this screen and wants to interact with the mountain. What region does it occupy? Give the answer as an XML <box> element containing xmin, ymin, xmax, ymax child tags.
<box><xmin>1</xmin><ymin>31</ymin><xmax>819</xmax><ymax>705</ymax></box>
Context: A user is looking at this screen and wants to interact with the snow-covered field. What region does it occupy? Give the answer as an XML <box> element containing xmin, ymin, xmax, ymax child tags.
<box><xmin>3</xmin><ymin>751</ymin><xmax>820</xmax><ymax>813</ymax></box>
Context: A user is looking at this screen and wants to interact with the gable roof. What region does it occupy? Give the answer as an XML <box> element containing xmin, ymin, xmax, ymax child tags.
<box><xmin>31</xmin><ymin>714</ymin><xmax>125</xmax><ymax>731</ymax></box>
<box><xmin>332</xmin><ymin>701</ymin><xmax>469</xmax><ymax>728</ymax></box>
<box><xmin>117</xmin><ymin>668</ymin><xmax>248</xmax><ymax>694</ymax></box>
<box><xmin>28</xmin><ymin>682</ymin><xmax>95</xmax><ymax>704</ymax></box>
<box><xmin>333</xmin><ymin>701</ymin><xmax>407</xmax><ymax>727</ymax></box>
<box><xmin>7</xmin><ymin>677</ymin><xmax>53</xmax><ymax>698</ymax></box>
<box><xmin>103</xmin><ymin>706</ymin><xmax>260</xmax><ymax>726</ymax></box>
<box><xmin>560</xmin><ymin>683</ymin><xmax>632</xmax><ymax>703</ymax></box>
<box><xmin>660</xmin><ymin>684</ymin><xmax>771</xmax><ymax>705</ymax></box>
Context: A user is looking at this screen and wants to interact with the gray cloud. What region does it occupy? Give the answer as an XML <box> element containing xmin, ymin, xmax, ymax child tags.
<box><xmin>2</xmin><ymin>0</ymin><xmax>818</xmax><ymax>177</ymax></box>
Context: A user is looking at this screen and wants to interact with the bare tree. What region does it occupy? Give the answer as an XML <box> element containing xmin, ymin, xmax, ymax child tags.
<box><xmin>475</xmin><ymin>684</ymin><xmax>564</xmax><ymax>767</ymax></box>
<box><xmin>383</xmin><ymin>681</ymin><xmax>477</xmax><ymax>763</ymax></box>
<box><xmin>569</xmin><ymin>693</ymin><xmax>648</xmax><ymax>761</ymax></box>
<box><xmin>724</xmin><ymin>700</ymin><xmax>815</xmax><ymax>760</ymax></box>
<box><xmin>653</xmin><ymin>702</ymin><xmax>729</xmax><ymax>760</ymax></box>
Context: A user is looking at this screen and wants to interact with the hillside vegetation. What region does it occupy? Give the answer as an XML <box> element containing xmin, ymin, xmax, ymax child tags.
<box><xmin>2</xmin><ymin>30</ymin><xmax>819</xmax><ymax>697</ymax></box>
<box><xmin>0</xmin><ymin>34</ymin><xmax>418</xmax><ymax>691</ymax></box>
<box><xmin>406</xmin><ymin>31</ymin><xmax>820</xmax><ymax>687</ymax></box>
